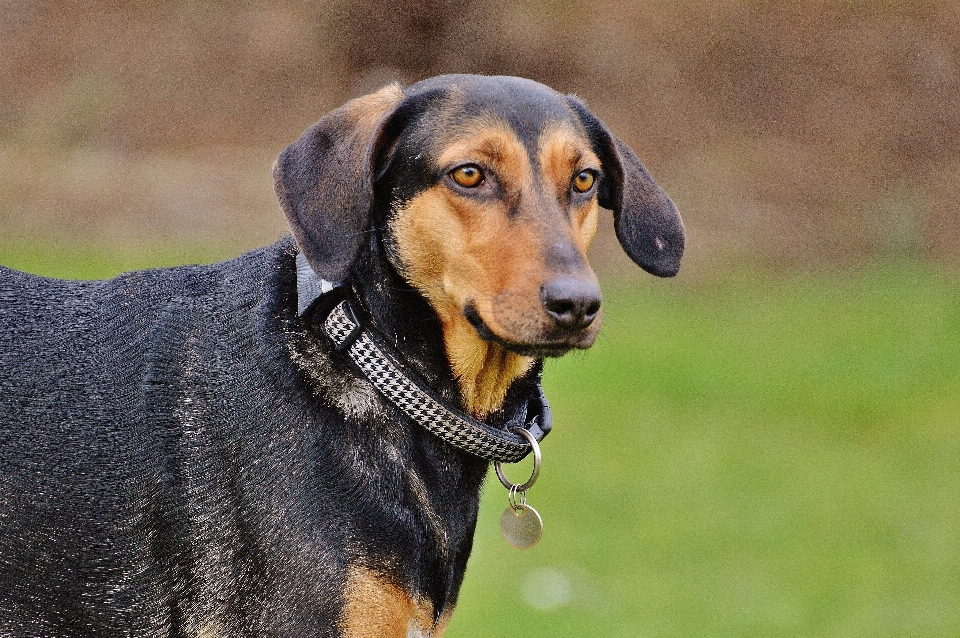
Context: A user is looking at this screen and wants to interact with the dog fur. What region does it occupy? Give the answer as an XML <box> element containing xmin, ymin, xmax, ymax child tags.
<box><xmin>0</xmin><ymin>74</ymin><xmax>683</xmax><ymax>637</ymax></box>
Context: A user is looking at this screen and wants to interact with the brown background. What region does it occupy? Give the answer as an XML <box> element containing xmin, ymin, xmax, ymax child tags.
<box><xmin>2</xmin><ymin>0</ymin><xmax>958</xmax><ymax>276</ymax></box>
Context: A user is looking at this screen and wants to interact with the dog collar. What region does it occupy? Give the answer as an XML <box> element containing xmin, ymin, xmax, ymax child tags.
<box><xmin>296</xmin><ymin>253</ymin><xmax>551</xmax><ymax>463</ymax></box>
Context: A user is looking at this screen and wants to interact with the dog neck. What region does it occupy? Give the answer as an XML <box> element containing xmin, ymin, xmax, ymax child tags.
<box><xmin>441</xmin><ymin>317</ymin><xmax>535</xmax><ymax>419</ymax></box>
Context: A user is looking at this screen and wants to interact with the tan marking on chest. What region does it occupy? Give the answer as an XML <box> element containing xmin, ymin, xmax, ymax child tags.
<box><xmin>340</xmin><ymin>565</ymin><xmax>446</xmax><ymax>638</ymax></box>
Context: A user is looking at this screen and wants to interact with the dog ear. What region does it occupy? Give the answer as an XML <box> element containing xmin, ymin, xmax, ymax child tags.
<box><xmin>566</xmin><ymin>97</ymin><xmax>685</xmax><ymax>277</ymax></box>
<box><xmin>274</xmin><ymin>84</ymin><xmax>406</xmax><ymax>281</ymax></box>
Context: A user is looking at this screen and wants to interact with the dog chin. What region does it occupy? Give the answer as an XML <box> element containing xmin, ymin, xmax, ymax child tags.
<box><xmin>463</xmin><ymin>305</ymin><xmax>595</xmax><ymax>358</ymax></box>
<box><xmin>501</xmin><ymin>341</ymin><xmax>576</xmax><ymax>358</ymax></box>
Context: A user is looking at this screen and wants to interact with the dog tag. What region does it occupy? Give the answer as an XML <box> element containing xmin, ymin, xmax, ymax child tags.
<box><xmin>500</xmin><ymin>503</ymin><xmax>543</xmax><ymax>550</ymax></box>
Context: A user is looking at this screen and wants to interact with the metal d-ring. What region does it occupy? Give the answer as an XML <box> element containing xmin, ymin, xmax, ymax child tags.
<box><xmin>495</xmin><ymin>428</ymin><xmax>541</xmax><ymax>492</ymax></box>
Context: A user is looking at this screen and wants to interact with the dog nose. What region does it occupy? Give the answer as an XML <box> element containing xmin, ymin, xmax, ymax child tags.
<box><xmin>540</xmin><ymin>277</ymin><xmax>601</xmax><ymax>330</ymax></box>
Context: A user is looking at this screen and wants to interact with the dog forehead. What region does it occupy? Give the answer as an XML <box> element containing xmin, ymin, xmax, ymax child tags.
<box><xmin>403</xmin><ymin>75</ymin><xmax>584</xmax><ymax>148</ymax></box>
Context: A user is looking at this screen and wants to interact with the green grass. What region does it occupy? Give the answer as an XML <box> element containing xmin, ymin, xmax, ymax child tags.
<box><xmin>450</xmin><ymin>266</ymin><xmax>960</xmax><ymax>638</ymax></box>
<box><xmin>3</xmin><ymin>246</ymin><xmax>958</xmax><ymax>636</ymax></box>
<box><xmin>0</xmin><ymin>241</ymin><xmax>246</xmax><ymax>280</ymax></box>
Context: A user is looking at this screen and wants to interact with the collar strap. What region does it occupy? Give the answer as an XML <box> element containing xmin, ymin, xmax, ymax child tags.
<box><xmin>320</xmin><ymin>298</ymin><xmax>550</xmax><ymax>463</ymax></box>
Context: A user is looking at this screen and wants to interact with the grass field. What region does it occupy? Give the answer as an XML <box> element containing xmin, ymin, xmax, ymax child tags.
<box><xmin>452</xmin><ymin>266</ymin><xmax>960</xmax><ymax>637</ymax></box>
<box><xmin>2</xmin><ymin>246</ymin><xmax>958</xmax><ymax>637</ymax></box>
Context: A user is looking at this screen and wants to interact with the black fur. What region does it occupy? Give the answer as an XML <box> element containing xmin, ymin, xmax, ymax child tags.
<box><xmin>0</xmin><ymin>240</ymin><xmax>496</xmax><ymax>636</ymax></box>
<box><xmin>0</xmin><ymin>74</ymin><xmax>683</xmax><ymax>636</ymax></box>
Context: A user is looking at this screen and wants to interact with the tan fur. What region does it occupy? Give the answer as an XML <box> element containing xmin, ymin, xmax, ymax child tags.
<box><xmin>538</xmin><ymin>125</ymin><xmax>602</xmax><ymax>250</ymax></box>
<box><xmin>340</xmin><ymin>565</ymin><xmax>447</xmax><ymax>638</ymax></box>
<box><xmin>390</xmin><ymin>185</ymin><xmax>538</xmax><ymax>418</ymax></box>
<box><xmin>435</xmin><ymin>119</ymin><xmax>533</xmax><ymax>194</ymax></box>
<box><xmin>347</xmin><ymin>83</ymin><xmax>406</xmax><ymax>132</ymax></box>
<box><xmin>390</xmin><ymin>119</ymin><xmax>602</xmax><ymax>418</ymax></box>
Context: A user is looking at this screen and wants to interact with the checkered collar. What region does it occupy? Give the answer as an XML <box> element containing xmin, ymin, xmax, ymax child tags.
<box><xmin>296</xmin><ymin>253</ymin><xmax>551</xmax><ymax>463</ymax></box>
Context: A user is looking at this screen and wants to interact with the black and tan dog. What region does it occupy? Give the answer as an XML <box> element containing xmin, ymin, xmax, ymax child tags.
<box><xmin>0</xmin><ymin>75</ymin><xmax>683</xmax><ymax>637</ymax></box>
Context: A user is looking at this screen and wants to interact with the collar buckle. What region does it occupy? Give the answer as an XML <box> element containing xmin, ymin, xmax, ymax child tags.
<box><xmin>329</xmin><ymin>300</ymin><xmax>363</xmax><ymax>352</ymax></box>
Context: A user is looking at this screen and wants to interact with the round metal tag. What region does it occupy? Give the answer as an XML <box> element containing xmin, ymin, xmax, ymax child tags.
<box><xmin>500</xmin><ymin>503</ymin><xmax>543</xmax><ymax>550</ymax></box>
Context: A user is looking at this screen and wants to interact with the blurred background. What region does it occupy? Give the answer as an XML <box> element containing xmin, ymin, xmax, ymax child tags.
<box><xmin>1</xmin><ymin>1</ymin><xmax>959</xmax><ymax>635</ymax></box>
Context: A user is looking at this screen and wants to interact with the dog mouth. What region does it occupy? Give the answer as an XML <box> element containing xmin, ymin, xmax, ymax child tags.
<box><xmin>463</xmin><ymin>304</ymin><xmax>593</xmax><ymax>358</ymax></box>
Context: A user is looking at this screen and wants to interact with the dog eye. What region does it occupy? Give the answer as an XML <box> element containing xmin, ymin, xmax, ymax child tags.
<box><xmin>450</xmin><ymin>165</ymin><xmax>484</xmax><ymax>188</ymax></box>
<box><xmin>572</xmin><ymin>170</ymin><xmax>596</xmax><ymax>193</ymax></box>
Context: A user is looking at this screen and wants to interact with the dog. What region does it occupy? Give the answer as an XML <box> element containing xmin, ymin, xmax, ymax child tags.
<box><xmin>0</xmin><ymin>74</ymin><xmax>683</xmax><ymax>637</ymax></box>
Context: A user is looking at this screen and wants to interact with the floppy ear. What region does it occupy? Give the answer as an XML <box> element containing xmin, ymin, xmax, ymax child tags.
<box><xmin>566</xmin><ymin>97</ymin><xmax>685</xmax><ymax>277</ymax></box>
<box><xmin>274</xmin><ymin>84</ymin><xmax>406</xmax><ymax>281</ymax></box>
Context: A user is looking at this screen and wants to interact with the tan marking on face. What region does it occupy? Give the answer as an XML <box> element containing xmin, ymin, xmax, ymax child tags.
<box><xmin>390</xmin><ymin>120</ymin><xmax>602</xmax><ymax>417</ymax></box>
<box><xmin>538</xmin><ymin>124</ymin><xmax>602</xmax><ymax>250</ymax></box>
<box><xmin>391</xmin><ymin>183</ymin><xmax>537</xmax><ymax>418</ymax></box>
<box><xmin>340</xmin><ymin>565</ymin><xmax>445</xmax><ymax>638</ymax></box>
<box><xmin>435</xmin><ymin>118</ymin><xmax>533</xmax><ymax>196</ymax></box>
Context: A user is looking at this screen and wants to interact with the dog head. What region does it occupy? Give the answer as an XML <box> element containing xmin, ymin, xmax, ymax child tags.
<box><xmin>275</xmin><ymin>75</ymin><xmax>684</xmax><ymax>414</ymax></box>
